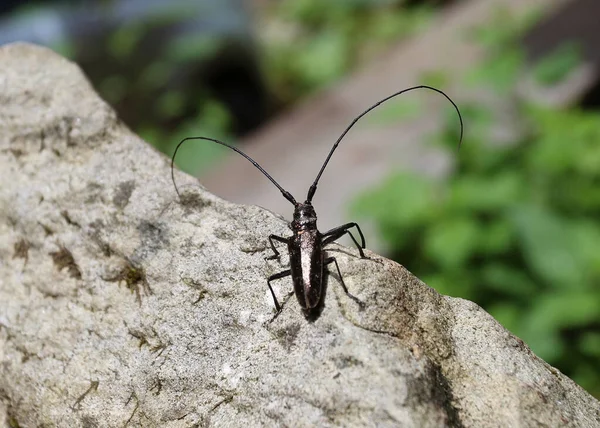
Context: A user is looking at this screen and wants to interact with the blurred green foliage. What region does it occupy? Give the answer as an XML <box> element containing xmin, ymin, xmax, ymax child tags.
<box><xmin>261</xmin><ymin>0</ymin><xmax>434</xmax><ymax>105</ymax></box>
<box><xmin>352</xmin><ymin>12</ymin><xmax>599</xmax><ymax>397</ymax></box>
<box><xmin>70</xmin><ymin>0</ymin><xmax>437</xmax><ymax>177</ymax></box>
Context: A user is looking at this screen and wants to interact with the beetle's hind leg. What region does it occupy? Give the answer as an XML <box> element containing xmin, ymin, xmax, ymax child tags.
<box><xmin>266</xmin><ymin>234</ymin><xmax>289</xmax><ymax>261</ymax></box>
<box><xmin>325</xmin><ymin>256</ymin><xmax>364</xmax><ymax>309</ymax></box>
<box><xmin>322</xmin><ymin>222</ymin><xmax>366</xmax><ymax>258</ymax></box>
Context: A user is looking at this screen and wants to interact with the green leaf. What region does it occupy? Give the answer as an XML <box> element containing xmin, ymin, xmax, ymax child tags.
<box><xmin>528</xmin><ymin>106</ymin><xmax>600</xmax><ymax>176</ymax></box>
<box><xmin>571</xmin><ymin>363</ymin><xmax>600</xmax><ymax>400</ymax></box>
<box><xmin>420</xmin><ymin>70</ymin><xmax>449</xmax><ymax>89</ymax></box>
<box><xmin>99</xmin><ymin>75</ymin><xmax>128</xmax><ymax>104</ymax></box>
<box><xmin>155</xmin><ymin>91</ymin><xmax>186</xmax><ymax>119</ymax></box>
<box><xmin>450</xmin><ymin>171</ymin><xmax>522</xmax><ymax>212</ymax></box>
<box><xmin>521</xmin><ymin>329</ymin><xmax>564</xmax><ymax>362</ymax></box>
<box><xmin>580</xmin><ymin>332</ymin><xmax>600</xmax><ymax>358</ymax></box>
<box><xmin>487</xmin><ymin>302</ymin><xmax>521</xmax><ymax>333</ymax></box>
<box><xmin>166</xmin><ymin>100</ymin><xmax>232</xmax><ymax>175</ymax></box>
<box><xmin>571</xmin><ymin>221</ymin><xmax>600</xmax><ymax>278</ymax></box>
<box><xmin>421</xmin><ymin>273</ymin><xmax>476</xmax><ymax>300</ymax></box>
<box><xmin>533</xmin><ymin>42</ymin><xmax>582</xmax><ymax>86</ymax></box>
<box><xmin>481</xmin><ymin>264</ymin><xmax>537</xmax><ymax>298</ymax></box>
<box><xmin>369</xmin><ymin>6</ymin><xmax>433</xmax><ymax>42</ymax></box>
<box><xmin>466</xmin><ymin>48</ymin><xmax>524</xmax><ymax>92</ymax></box>
<box><xmin>352</xmin><ymin>173</ymin><xmax>441</xmax><ymax>250</ymax></box>
<box><xmin>510</xmin><ymin>204</ymin><xmax>584</xmax><ymax>288</ymax></box>
<box><xmin>139</xmin><ymin>61</ymin><xmax>173</xmax><ymax>90</ymax></box>
<box><xmin>352</xmin><ymin>173</ymin><xmax>438</xmax><ymax>228</ymax></box>
<box><xmin>108</xmin><ymin>23</ymin><xmax>145</xmax><ymax>60</ymax></box>
<box><xmin>294</xmin><ymin>30</ymin><xmax>349</xmax><ymax>87</ymax></box>
<box><xmin>468</xmin><ymin>6</ymin><xmax>541</xmax><ymax>50</ymax></box>
<box><xmin>477</xmin><ymin>219</ymin><xmax>514</xmax><ymax>255</ymax></box>
<box><xmin>363</xmin><ymin>99</ymin><xmax>422</xmax><ymax>126</ymax></box>
<box><xmin>524</xmin><ymin>291</ymin><xmax>600</xmax><ymax>333</ymax></box>
<box><xmin>167</xmin><ymin>34</ymin><xmax>222</xmax><ymax>62</ymax></box>
<box><xmin>521</xmin><ymin>290</ymin><xmax>600</xmax><ymax>362</ymax></box>
<box><xmin>424</xmin><ymin>217</ymin><xmax>480</xmax><ymax>269</ymax></box>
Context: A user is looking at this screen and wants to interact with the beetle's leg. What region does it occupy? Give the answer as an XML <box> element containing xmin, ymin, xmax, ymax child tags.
<box><xmin>267</xmin><ymin>269</ymin><xmax>290</xmax><ymax>312</ymax></box>
<box><xmin>324</xmin><ymin>257</ymin><xmax>349</xmax><ymax>293</ymax></box>
<box><xmin>322</xmin><ymin>222</ymin><xmax>366</xmax><ymax>258</ymax></box>
<box><xmin>266</xmin><ymin>234</ymin><xmax>289</xmax><ymax>260</ymax></box>
<box><xmin>325</xmin><ymin>257</ymin><xmax>364</xmax><ymax>308</ymax></box>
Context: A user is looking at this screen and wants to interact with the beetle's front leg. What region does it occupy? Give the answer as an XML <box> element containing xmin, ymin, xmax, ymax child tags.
<box><xmin>265</xmin><ymin>234</ymin><xmax>289</xmax><ymax>261</ymax></box>
<box><xmin>322</xmin><ymin>222</ymin><xmax>366</xmax><ymax>258</ymax></box>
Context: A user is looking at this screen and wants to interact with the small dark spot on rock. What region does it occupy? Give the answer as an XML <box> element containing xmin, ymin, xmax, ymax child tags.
<box><xmin>73</xmin><ymin>380</ymin><xmax>99</xmax><ymax>410</ymax></box>
<box><xmin>50</xmin><ymin>245</ymin><xmax>82</xmax><ymax>279</ymax></box>
<box><xmin>88</xmin><ymin>221</ymin><xmax>112</xmax><ymax>257</ymax></box>
<box><xmin>221</xmin><ymin>314</ymin><xmax>245</xmax><ymax>330</ymax></box>
<box><xmin>150</xmin><ymin>378</ymin><xmax>163</xmax><ymax>396</ymax></box>
<box><xmin>84</xmin><ymin>182</ymin><xmax>105</xmax><ymax>204</ymax></box>
<box><xmin>239</xmin><ymin>245</ymin><xmax>267</xmax><ymax>254</ymax></box>
<box><xmin>6</xmin><ymin>215</ymin><xmax>18</xmax><ymax>227</ymax></box>
<box><xmin>39</xmin><ymin>222</ymin><xmax>54</xmax><ymax>236</ymax></box>
<box><xmin>210</xmin><ymin>394</ymin><xmax>234</xmax><ymax>412</ymax></box>
<box><xmin>9</xmin><ymin>148</ymin><xmax>24</xmax><ymax>158</ymax></box>
<box><xmin>138</xmin><ymin>221</ymin><xmax>169</xmax><ymax>253</ymax></box>
<box><xmin>546</xmin><ymin>365</ymin><xmax>561</xmax><ymax>378</ymax></box>
<box><xmin>178</xmin><ymin>191</ymin><xmax>211</xmax><ymax>214</ymax></box>
<box><xmin>193</xmin><ymin>293</ymin><xmax>206</xmax><ymax>305</ymax></box>
<box><xmin>13</xmin><ymin>239</ymin><xmax>30</xmax><ymax>263</ymax></box>
<box><xmin>113</xmin><ymin>180</ymin><xmax>136</xmax><ymax>209</ymax></box>
<box><xmin>89</xmin><ymin>219</ymin><xmax>104</xmax><ymax>229</ymax></box>
<box><xmin>182</xmin><ymin>277</ymin><xmax>209</xmax><ymax>303</ymax></box>
<box><xmin>7</xmin><ymin>412</ymin><xmax>21</xmax><ymax>428</ymax></box>
<box><xmin>99</xmin><ymin>242</ymin><xmax>112</xmax><ymax>257</ymax></box>
<box><xmin>106</xmin><ymin>260</ymin><xmax>151</xmax><ymax>303</ymax></box>
<box><xmin>129</xmin><ymin>330</ymin><xmax>150</xmax><ymax>348</ymax></box>
<box><xmin>334</xmin><ymin>355</ymin><xmax>364</xmax><ymax>369</ymax></box>
<box><xmin>274</xmin><ymin>322</ymin><xmax>301</xmax><ymax>351</ymax></box>
<box><xmin>61</xmin><ymin>210</ymin><xmax>80</xmax><ymax>228</ymax></box>
<box><xmin>80</xmin><ymin>415</ymin><xmax>99</xmax><ymax>428</ymax></box>
<box><xmin>214</xmin><ymin>227</ymin><xmax>233</xmax><ymax>241</ymax></box>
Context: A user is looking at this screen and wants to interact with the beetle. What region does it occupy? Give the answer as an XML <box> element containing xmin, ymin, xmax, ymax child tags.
<box><xmin>171</xmin><ymin>85</ymin><xmax>463</xmax><ymax>317</ymax></box>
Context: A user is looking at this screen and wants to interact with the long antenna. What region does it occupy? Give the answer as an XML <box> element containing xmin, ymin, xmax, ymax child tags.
<box><xmin>171</xmin><ymin>136</ymin><xmax>297</xmax><ymax>205</ymax></box>
<box><xmin>306</xmin><ymin>85</ymin><xmax>464</xmax><ymax>202</ymax></box>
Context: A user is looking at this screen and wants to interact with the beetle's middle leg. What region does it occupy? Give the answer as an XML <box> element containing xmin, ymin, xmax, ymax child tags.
<box><xmin>267</xmin><ymin>269</ymin><xmax>290</xmax><ymax>312</ymax></box>
<box><xmin>322</xmin><ymin>222</ymin><xmax>366</xmax><ymax>258</ymax></box>
<box><xmin>266</xmin><ymin>234</ymin><xmax>289</xmax><ymax>260</ymax></box>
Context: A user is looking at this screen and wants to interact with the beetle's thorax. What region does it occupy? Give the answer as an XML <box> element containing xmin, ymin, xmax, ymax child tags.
<box><xmin>292</xmin><ymin>202</ymin><xmax>317</xmax><ymax>231</ymax></box>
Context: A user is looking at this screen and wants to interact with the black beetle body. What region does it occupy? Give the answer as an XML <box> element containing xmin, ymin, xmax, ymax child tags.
<box><xmin>289</xmin><ymin>203</ymin><xmax>322</xmax><ymax>310</ymax></box>
<box><xmin>264</xmin><ymin>201</ymin><xmax>366</xmax><ymax>317</ymax></box>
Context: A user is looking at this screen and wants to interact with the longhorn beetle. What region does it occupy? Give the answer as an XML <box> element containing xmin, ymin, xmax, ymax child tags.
<box><xmin>171</xmin><ymin>85</ymin><xmax>463</xmax><ymax>317</ymax></box>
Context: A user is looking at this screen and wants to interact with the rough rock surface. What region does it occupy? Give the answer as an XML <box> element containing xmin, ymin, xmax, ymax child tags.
<box><xmin>0</xmin><ymin>43</ymin><xmax>599</xmax><ymax>428</ymax></box>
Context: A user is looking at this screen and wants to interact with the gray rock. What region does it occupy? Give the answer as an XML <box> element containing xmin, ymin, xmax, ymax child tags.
<box><xmin>0</xmin><ymin>42</ymin><xmax>598</xmax><ymax>428</ymax></box>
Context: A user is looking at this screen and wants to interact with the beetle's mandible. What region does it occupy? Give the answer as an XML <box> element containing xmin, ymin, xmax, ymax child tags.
<box><xmin>171</xmin><ymin>85</ymin><xmax>464</xmax><ymax>317</ymax></box>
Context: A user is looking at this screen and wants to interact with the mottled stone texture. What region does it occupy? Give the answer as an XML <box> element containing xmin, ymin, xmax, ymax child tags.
<box><xmin>0</xmin><ymin>43</ymin><xmax>598</xmax><ymax>428</ymax></box>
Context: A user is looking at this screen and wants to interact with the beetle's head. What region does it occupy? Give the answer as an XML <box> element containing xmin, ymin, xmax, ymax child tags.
<box><xmin>292</xmin><ymin>201</ymin><xmax>317</xmax><ymax>230</ymax></box>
